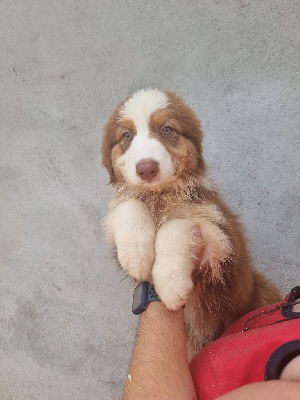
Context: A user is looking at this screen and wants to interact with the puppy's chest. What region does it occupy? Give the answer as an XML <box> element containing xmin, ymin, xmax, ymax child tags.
<box><xmin>145</xmin><ymin>198</ymin><xmax>180</xmax><ymax>227</ymax></box>
<box><xmin>139</xmin><ymin>192</ymin><xmax>198</xmax><ymax>228</ymax></box>
<box><xmin>111</xmin><ymin>184</ymin><xmax>219</xmax><ymax>228</ymax></box>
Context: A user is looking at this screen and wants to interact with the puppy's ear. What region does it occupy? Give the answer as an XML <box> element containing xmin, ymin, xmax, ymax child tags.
<box><xmin>101</xmin><ymin>98</ymin><xmax>129</xmax><ymax>184</ymax></box>
<box><xmin>192</xmin><ymin>125</ymin><xmax>205</xmax><ymax>172</ymax></box>
<box><xmin>101</xmin><ymin>147</ymin><xmax>116</xmax><ymax>183</ymax></box>
<box><xmin>166</xmin><ymin>91</ymin><xmax>206</xmax><ymax>172</ymax></box>
<box><xmin>101</xmin><ymin>132</ymin><xmax>116</xmax><ymax>184</ymax></box>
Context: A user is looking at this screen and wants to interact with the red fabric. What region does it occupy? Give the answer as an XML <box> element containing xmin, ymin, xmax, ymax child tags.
<box><xmin>190</xmin><ymin>291</ymin><xmax>300</xmax><ymax>400</ymax></box>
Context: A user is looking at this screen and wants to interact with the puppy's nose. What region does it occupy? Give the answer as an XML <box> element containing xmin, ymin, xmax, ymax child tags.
<box><xmin>136</xmin><ymin>159</ymin><xmax>159</xmax><ymax>182</ymax></box>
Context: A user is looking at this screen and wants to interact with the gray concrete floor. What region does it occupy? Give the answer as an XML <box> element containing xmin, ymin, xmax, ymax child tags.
<box><xmin>1</xmin><ymin>0</ymin><xmax>300</xmax><ymax>399</ymax></box>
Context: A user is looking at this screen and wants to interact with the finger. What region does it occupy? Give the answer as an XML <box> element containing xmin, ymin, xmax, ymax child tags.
<box><xmin>191</xmin><ymin>225</ymin><xmax>206</xmax><ymax>259</ymax></box>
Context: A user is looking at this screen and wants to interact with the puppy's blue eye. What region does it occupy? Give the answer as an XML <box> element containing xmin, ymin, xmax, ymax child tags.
<box><xmin>123</xmin><ymin>132</ymin><xmax>133</xmax><ymax>141</ymax></box>
<box><xmin>161</xmin><ymin>126</ymin><xmax>172</xmax><ymax>135</ymax></box>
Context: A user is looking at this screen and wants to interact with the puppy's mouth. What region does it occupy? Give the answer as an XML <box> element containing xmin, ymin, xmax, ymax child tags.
<box><xmin>136</xmin><ymin>175</ymin><xmax>176</xmax><ymax>187</ymax></box>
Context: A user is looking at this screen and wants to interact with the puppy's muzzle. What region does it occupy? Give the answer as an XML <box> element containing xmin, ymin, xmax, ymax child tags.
<box><xmin>136</xmin><ymin>159</ymin><xmax>159</xmax><ymax>183</ymax></box>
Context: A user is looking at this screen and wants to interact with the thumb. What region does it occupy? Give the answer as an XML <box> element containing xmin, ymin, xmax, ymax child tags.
<box><xmin>191</xmin><ymin>225</ymin><xmax>206</xmax><ymax>259</ymax></box>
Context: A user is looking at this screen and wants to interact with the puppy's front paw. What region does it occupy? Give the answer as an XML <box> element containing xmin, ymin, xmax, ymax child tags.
<box><xmin>117</xmin><ymin>237</ymin><xmax>155</xmax><ymax>281</ymax></box>
<box><xmin>153</xmin><ymin>270</ymin><xmax>194</xmax><ymax>310</ymax></box>
<box><xmin>152</xmin><ymin>219</ymin><xmax>197</xmax><ymax>310</ymax></box>
<box><xmin>104</xmin><ymin>199</ymin><xmax>156</xmax><ymax>281</ymax></box>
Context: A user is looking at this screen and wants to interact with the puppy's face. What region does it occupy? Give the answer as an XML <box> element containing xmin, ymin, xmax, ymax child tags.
<box><xmin>102</xmin><ymin>89</ymin><xmax>204</xmax><ymax>188</ymax></box>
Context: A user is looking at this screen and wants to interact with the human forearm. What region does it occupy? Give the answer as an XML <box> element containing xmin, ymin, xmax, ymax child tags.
<box><xmin>122</xmin><ymin>302</ymin><xmax>197</xmax><ymax>400</ymax></box>
<box><xmin>218</xmin><ymin>380</ymin><xmax>300</xmax><ymax>400</ymax></box>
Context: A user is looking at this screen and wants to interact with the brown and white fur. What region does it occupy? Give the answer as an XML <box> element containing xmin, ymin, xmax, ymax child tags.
<box><xmin>101</xmin><ymin>88</ymin><xmax>281</xmax><ymax>359</ymax></box>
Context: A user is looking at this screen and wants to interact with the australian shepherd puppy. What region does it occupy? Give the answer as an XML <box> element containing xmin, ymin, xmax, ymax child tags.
<box><xmin>101</xmin><ymin>88</ymin><xmax>281</xmax><ymax>358</ymax></box>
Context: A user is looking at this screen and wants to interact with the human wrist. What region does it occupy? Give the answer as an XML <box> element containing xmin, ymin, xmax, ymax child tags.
<box><xmin>140</xmin><ymin>300</ymin><xmax>185</xmax><ymax>330</ymax></box>
<box><xmin>145</xmin><ymin>300</ymin><xmax>183</xmax><ymax>316</ymax></box>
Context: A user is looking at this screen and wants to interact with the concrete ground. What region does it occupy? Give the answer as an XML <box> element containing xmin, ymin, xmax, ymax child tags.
<box><xmin>1</xmin><ymin>0</ymin><xmax>299</xmax><ymax>399</ymax></box>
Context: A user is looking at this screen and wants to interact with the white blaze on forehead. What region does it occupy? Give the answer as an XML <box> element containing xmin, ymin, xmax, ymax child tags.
<box><xmin>119</xmin><ymin>89</ymin><xmax>169</xmax><ymax>130</ymax></box>
<box><xmin>116</xmin><ymin>131</ymin><xmax>175</xmax><ymax>185</ymax></box>
<box><xmin>116</xmin><ymin>89</ymin><xmax>174</xmax><ymax>186</ymax></box>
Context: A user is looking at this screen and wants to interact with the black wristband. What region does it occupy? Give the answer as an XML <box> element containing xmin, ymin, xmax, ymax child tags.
<box><xmin>132</xmin><ymin>281</ymin><xmax>161</xmax><ymax>315</ymax></box>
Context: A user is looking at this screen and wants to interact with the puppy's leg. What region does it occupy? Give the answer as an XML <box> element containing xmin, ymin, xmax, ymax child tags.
<box><xmin>152</xmin><ymin>218</ymin><xmax>234</xmax><ymax>310</ymax></box>
<box><xmin>104</xmin><ymin>199</ymin><xmax>156</xmax><ymax>281</ymax></box>
<box><xmin>152</xmin><ymin>219</ymin><xmax>196</xmax><ymax>311</ymax></box>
